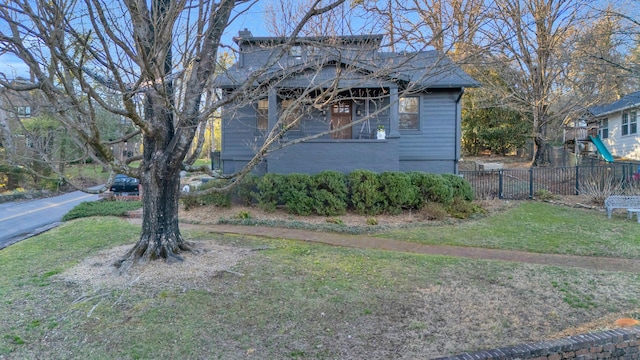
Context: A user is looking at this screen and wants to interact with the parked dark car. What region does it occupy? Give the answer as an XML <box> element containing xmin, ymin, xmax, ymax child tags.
<box><xmin>110</xmin><ymin>174</ymin><xmax>140</xmax><ymax>195</ymax></box>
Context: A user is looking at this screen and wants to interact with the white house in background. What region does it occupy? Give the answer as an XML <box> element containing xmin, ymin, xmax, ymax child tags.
<box><xmin>587</xmin><ymin>91</ymin><xmax>640</xmax><ymax>160</ymax></box>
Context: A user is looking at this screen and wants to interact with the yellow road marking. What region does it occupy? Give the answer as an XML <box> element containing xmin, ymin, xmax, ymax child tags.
<box><xmin>0</xmin><ymin>194</ymin><xmax>95</xmax><ymax>222</ymax></box>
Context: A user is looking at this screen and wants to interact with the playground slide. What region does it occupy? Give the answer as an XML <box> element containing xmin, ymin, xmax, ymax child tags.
<box><xmin>589</xmin><ymin>135</ymin><xmax>614</xmax><ymax>162</ymax></box>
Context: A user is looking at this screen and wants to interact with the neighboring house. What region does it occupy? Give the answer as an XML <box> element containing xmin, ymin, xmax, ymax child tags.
<box><xmin>214</xmin><ymin>30</ymin><xmax>478</xmax><ymax>175</ymax></box>
<box><xmin>585</xmin><ymin>91</ymin><xmax>640</xmax><ymax>161</ymax></box>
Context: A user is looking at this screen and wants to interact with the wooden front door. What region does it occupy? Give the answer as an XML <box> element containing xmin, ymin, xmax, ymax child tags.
<box><xmin>331</xmin><ymin>101</ymin><xmax>352</xmax><ymax>139</ymax></box>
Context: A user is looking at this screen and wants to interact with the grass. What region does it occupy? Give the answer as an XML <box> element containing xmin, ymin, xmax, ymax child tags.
<box><xmin>62</xmin><ymin>199</ymin><xmax>142</xmax><ymax>221</ymax></box>
<box><xmin>381</xmin><ymin>201</ymin><xmax>640</xmax><ymax>259</ymax></box>
<box><xmin>63</xmin><ymin>164</ymin><xmax>110</xmax><ymax>183</ymax></box>
<box><xmin>2</xmin><ymin>202</ymin><xmax>640</xmax><ymax>358</ymax></box>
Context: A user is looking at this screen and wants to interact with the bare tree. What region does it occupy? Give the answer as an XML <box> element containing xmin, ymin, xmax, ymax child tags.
<box><xmin>0</xmin><ymin>0</ymin><xmax>471</xmax><ymax>271</ymax></box>
<box><xmin>472</xmin><ymin>0</ymin><xmax>592</xmax><ymax>165</ymax></box>
<box><xmin>0</xmin><ymin>0</ymin><xmax>351</xmax><ymax>270</ymax></box>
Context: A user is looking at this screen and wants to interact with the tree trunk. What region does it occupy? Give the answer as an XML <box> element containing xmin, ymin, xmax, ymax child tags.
<box><xmin>531</xmin><ymin>133</ymin><xmax>547</xmax><ymax>166</ymax></box>
<box><xmin>115</xmin><ymin>165</ymin><xmax>192</xmax><ymax>271</ymax></box>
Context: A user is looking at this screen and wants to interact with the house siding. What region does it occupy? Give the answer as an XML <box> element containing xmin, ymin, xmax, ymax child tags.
<box><xmin>221</xmin><ymin>89</ymin><xmax>463</xmax><ymax>175</ymax></box>
<box><xmin>267</xmin><ymin>138</ymin><xmax>400</xmax><ymax>174</ymax></box>
<box><xmin>601</xmin><ymin>111</ymin><xmax>640</xmax><ymax>160</ymax></box>
<box><xmin>217</xmin><ymin>32</ymin><xmax>476</xmax><ymax>176</ymax></box>
<box><xmin>398</xmin><ymin>89</ymin><xmax>460</xmax><ymax>172</ymax></box>
<box><xmin>221</xmin><ymin>102</ymin><xmax>264</xmax><ymax>173</ymax></box>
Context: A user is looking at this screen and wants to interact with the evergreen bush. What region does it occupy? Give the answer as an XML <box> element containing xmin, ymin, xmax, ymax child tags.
<box><xmin>311</xmin><ymin>171</ymin><xmax>348</xmax><ymax>216</ymax></box>
<box><xmin>182</xmin><ymin>179</ymin><xmax>231</xmax><ymax>210</ymax></box>
<box><xmin>441</xmin><ymin>173</ymin><xmax>474</xmax><ymax>201</ymax></box>
<box><xmin>280</xmin><ymin>173</ymin><xmax>314</xmax><ymax>215</ymax></box>
<box><xmin>378</xmin><ymin>171</ymin><xmax>417</xmax><ymax>214</ymax></box>
<box><xmin>235</xmin><ymin>174</ymin><xmax>258</xmax><ymax>205</ymax></box>
<box><xmin>255</xmin><ymin>173</ymin><xmax>286</xmax><ymax>212</ymax></box>
<box><xmin>409</xmin><ymin>172</ymin><xmax>453</xmax><ymax>205</ymax></box>
<box><xmin>347</xmin><ymin>169</ymin><xmax>384</xmax><ymax>215</ymax></box>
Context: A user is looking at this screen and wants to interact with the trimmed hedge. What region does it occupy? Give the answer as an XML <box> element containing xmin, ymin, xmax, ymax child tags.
<box><xmin>311</xmin><ymin>171</ymin><xmax>348</xmax><ymax>216</ymax></box>
<box><xmin>348</xmin><ymin>169</ymin><xmax>385</xmax><ymax>215</ymax></box>
<box><xmin>182</xmin><ymin>170</ymin><xmax>476</xmax><ymax>217</ymax></box>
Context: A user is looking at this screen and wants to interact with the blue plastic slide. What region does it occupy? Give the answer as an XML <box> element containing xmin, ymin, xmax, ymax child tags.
<box><xmin>589</xmin><ymin>135</ymin><xmax>614</xmax><ymax>162</ymax></box>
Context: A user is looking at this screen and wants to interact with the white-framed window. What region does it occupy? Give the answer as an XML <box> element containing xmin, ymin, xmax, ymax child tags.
<box><xmin>622</xmin><ymin>110</ymin><xmax>637</xmax><ymax>136</ymax></box>
<box><xmin>600</xmin><ymin>118</ymin><xmax>609</xmax><ymax>139</ymax></box>
<box><xmin>290</xmin><ymin>46</ymin><xmax>303</xmax><ymax>59</ymax></box>
<box><xmin>399</xmin><ymin>97</ymin><xmax>419</xmax><ymax>130</ymax></box>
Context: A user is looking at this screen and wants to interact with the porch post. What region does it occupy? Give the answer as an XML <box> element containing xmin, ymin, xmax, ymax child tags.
<box><xmin>388</xmin><ymin>86</ymin><xmax>400</xmax><ymax>138</ymax></box>
<box><xmin>268</xmin><ymin>88</ymin><xmax>278</xmax><ymax>131</ymax></box>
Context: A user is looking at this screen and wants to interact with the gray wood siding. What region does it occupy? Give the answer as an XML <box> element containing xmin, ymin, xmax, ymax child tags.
<box><xmin>399</xmin><ymin>90</ymin><xmax>459</xmax><ymax>161</ymax></box>
<box><xmin>268</xmin><ymin>138</ymin><xmax>400</xmax><ymax>174</ymax></box>
<box><xmin>400</xmin><ymin>160</ymin><xmax>454</xmax><ymax>174</ymax></box>
<box><xmin>221</xmin><ymin>88</ymin><xmax>462</xmax><ymax>175</ymax></box>
<box><xmin>221</xmin><ymin>102</ymin><xmax>263</xmax><ymax>170</ymax></box>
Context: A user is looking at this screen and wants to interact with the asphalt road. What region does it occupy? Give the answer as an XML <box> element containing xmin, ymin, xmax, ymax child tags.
<box><xmin>0</xmin><ymin>191</ymin><xmax>100</xmax><ymax>249</ymax></box>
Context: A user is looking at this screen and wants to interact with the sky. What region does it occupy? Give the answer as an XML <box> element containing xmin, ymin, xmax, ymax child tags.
<box><xmin>0</xmin><ymin>0</ymin><xmax>380</xmax><ymax>79</ymax></box>
<box><xmin>0</xmin><ymin>1</ymin><xmax>273</xmax><ymax>80</ymax></box>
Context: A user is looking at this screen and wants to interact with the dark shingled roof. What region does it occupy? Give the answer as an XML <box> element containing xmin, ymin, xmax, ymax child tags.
<box><xmin>214</xmin><ymin>34</ymin><xmax>478</xmax><ymax>89</ymax></box>
<box><xmin>588</xmin><ymin>91</ymin><xmax>640</xmax><ymax>117</ymax></box>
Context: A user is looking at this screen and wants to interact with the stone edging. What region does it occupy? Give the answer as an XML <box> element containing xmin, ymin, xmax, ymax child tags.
<box><xmin>433</xmin><ymin>327</ymin><xmax>640</xmax><ymax>359</ymax></box>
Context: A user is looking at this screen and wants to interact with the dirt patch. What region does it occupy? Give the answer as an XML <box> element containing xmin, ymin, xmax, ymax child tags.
<box><xmin>57</xmin><ymin>241</ymin><xmax>252</xmax><ymax>290</ymax></box>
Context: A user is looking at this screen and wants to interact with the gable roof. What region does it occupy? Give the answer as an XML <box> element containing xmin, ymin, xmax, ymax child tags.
<box><xmin>588</xmin><ymin>91</ymin><xmax>640</xmax><ymax>117</ymax></box>
<box><xmin>214</xmin><ymin>34</ymin><xmax>478</xmax><ymax>89</ymax></box>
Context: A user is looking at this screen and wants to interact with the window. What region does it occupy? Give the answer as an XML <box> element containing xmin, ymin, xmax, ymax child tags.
<box><xmin>256</xmin><ymin>99</ymin><xmax>268</xmax><ymax>131</ymax></box>
<box><xmin>600</xmin><ymin>118</ymin><xmax>609</xmax><ymax>139</ymax></box>
<box><xmin>622</xmin><ymin>110</ymin><xmax>638</xmax><ymax>136</ymax></box>
<box><xmin>16</xmin><ymin>106</ymin><xmax>30</xmax><ymax>117</ymax></box>
<box><xmin>290</xmin><ymin>46</ymin><xmax>303</xmax><ymax>59</ymax></box>
<box><xmin>280</xmin><ymin>99</ymin><xmax>301</xmax><ymax>130</ymax></box>
<box><xmin>399</xmin><ymin>97</ymin><xmax>419</xmax><ymax>130</ymax></box>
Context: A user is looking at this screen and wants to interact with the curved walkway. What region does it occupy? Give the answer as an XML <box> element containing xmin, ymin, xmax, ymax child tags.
<box><xmin>157</xmin><ymin>220</ymin><xmax>640</xmax><ymax>273</ymax></box>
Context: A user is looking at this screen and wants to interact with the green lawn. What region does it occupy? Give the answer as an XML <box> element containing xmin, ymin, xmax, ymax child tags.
<box><xmin>2</xmin><ymin>204</ymin><xmax>640</xmax><ymax>358</ymax></box>
<box><xmin>381</xmin><ymin>202</ymin><xmax>640</xmax><ymax>259</ymax></box>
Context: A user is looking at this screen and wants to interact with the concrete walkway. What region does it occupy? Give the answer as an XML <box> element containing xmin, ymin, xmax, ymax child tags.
<box><xmin>127</xmin><ymin>219</ymin><xmax>640</xmax><ymax>273</ymax></box>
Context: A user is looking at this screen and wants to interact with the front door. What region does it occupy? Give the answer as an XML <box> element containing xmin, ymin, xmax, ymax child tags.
<box><xmin>331</xmin><ymin>101</ymin><xmax>352</xmax><ymax>139</ymax></box>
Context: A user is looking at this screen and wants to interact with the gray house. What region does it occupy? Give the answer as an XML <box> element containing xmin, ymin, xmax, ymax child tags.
<box><xmin>214</xmin><ymin>30</ymin><xmax>478</xmax><ymax>175</ymax></box>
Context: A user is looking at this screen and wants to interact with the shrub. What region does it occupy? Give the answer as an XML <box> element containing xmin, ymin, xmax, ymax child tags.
<box><xmin>63</xmin><ymin>199</ymin><xmax>142</xmax><ymax>221</ymax></box>
<box><xmin>441</xmin><ymin>173</ymin><xmax>474</xmax><ymax>201</ymax></box>
<box><xmin>311</xmin><ymin>171</ymin><xmax>348</xmax><ymax>216</ymax></box>
<box><xmin>255</xmin><ymin>173</ymin><xmax>286</xmax><ymax>212</ymax></box>
<box><xmin>579</xmin><ymin>172</ymin><xmax>623</xmax><ymax>205</ymax></box>
<box><xmin>347</xmin><ymin>170</ymin><xmax>384</xmax><ymax>215</ymax></box>
<box><xmin>419</xmin><ymin>201</ymin><xmax>449</xmax><ymax>221</ymax></box>
<box><xmin>446</xmin><ymin>197</ymin><xmax>485</xmax><ymax>219</ymax></box>
<box><xmin>235</xmin><ymin>174</ymin><xmax>258</xmax><ymax>206</ymax></box>
<box><xmin>366</xmin><ymin>217</ymin><xmax>378</xmax><ymax>225</ymax></box>
<box><xmin>325</xmin><ymin>217</ymin><xmax>344</xmax><ymax>225</ymax></box>
<box><xmin>378</xmin><ymin>172</ymin><xmax>417</xmax><ymax>214</ymax></box>
<box><xmin>182</xmin><ymin>179</ymin><xmax>231</xmax><ymax>210</ymax></box>
<box><xmin>237</xmin><ymin>210</ymin><xmax>251</xmax><ymax>219</ymax></box>
<box><xmin>409</xmin><ymin>172</ymin><xmax>453</xmax><ymax>206</ymax></box>
<box><xmin>534</xmin><ymin>189</ymin><xmax>558</xmax><ymax>201</ymax></box>
<box><xmin>280</xmin><ymin>173</ymin><xmax>314</xmax><ymax>215</ymax></box>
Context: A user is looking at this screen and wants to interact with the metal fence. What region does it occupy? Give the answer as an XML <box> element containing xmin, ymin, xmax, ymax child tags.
<box><xmin>460</xmin><ymin>162</ymin><xmax>640</xmax><ymax>200</ymax></box>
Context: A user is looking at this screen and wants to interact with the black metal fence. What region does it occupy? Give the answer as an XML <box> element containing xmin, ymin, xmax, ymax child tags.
<box><xmin>460</xmin><ymin>161</ymin><xmax>640</xmax><ymax>200</ymax></box>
